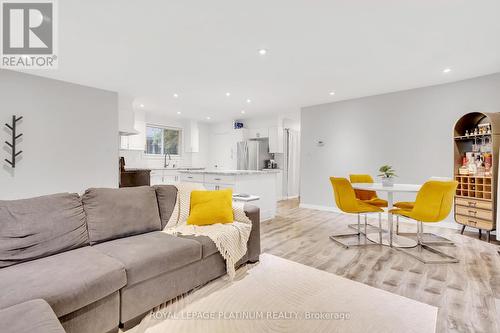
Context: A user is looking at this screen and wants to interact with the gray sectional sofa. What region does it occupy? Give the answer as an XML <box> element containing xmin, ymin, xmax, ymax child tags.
<box><xmin>0</xmin><ymin>185</ymin><xmax>261</xmax><ymax>333</ymax></box>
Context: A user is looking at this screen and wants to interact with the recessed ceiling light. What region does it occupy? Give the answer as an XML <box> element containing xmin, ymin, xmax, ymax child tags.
<box><xmin>225</xmin><ymin>92</ymin><xmax>231</xmax><ymax>97</ymax></box>
<box><xmin>443</xmin><ymin>68</ymin><xmax>452</xmax><ymax>73</ymax></box>
<box><xmin>177</xmin><ymin>111</ymin><xmax>181</xmax><ymax>115</ymax></box>
<box><xmin>258</xmin><ymin>48</ymin><xmax>268</xmax><ymax>55</ymax></box>
<box><xmin>246</xmin><ymin>99</ymin><xmax>252</xmax><ymax>103</ymax></box>
<box><xmin>241</xmin><ymin>110</ymin><xmax>246</xmax><ymax>114</ymax></box>
<box><xmin>206</xmin><ymin>116</ymin><xmax>211</xmax><ymax>120</ymax></box>
<box><xmin>139</xmin><ymin>104</ymin><xmax>145</xmax><ymax>108</ymax></box>
<box><xmin>173</xmin><ymin>93</ymin><xmax>179</xmax><ymax>98</ymax></box>
<box><xmin>329</xmin><ymin>91</ymin><xmax>336</xmax><ymax>96</ymax></box>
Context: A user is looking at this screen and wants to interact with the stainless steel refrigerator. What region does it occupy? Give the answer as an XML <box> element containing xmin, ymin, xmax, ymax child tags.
<box><xmin>237</xmin><ymin>139</ymin><xmax>270</xmax><ymax>170</ymax></box>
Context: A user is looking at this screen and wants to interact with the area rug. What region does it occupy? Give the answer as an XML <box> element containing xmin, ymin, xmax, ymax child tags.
<box><xmin>129</xmin><ymin>253</ymin><xmax>437</xmax><ymax>333</ymax></box>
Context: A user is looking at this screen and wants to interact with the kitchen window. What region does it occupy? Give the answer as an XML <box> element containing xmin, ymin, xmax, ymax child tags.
<box><xmin>145</xmin><ymin>125</ymin><xmax>182</xmax><ymax>155</ymax></box>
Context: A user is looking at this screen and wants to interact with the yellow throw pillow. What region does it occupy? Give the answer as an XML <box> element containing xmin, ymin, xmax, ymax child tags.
<box><xmin>187</xmin><ymin>189</ymin><xmax>234</xmax><ymax>226</ymax></box>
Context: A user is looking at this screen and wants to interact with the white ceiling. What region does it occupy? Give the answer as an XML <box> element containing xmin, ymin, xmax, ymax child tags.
<box><xmin>29</xmin><ymin>0</ymin><xmax>500</xmax><ymax>122</ymax></box>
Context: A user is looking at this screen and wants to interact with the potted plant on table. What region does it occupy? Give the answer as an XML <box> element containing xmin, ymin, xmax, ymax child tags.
<box><xmin>378</xmin><ymin>165</ymin><xmax>397</xmax><ymax>187</ymax></box>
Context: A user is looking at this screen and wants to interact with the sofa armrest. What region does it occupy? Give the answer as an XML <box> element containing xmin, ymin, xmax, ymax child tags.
<box><xmin>244</xmin><ymin>204</ymin><xmax>261</xmax><ymax>263</ymax></box>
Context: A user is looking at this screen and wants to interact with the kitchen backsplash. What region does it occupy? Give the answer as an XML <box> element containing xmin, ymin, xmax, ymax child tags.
<box><xmin>120</xmin><ymin>149</ymin><xmax>192</xmax><ymax>169</ymax></box>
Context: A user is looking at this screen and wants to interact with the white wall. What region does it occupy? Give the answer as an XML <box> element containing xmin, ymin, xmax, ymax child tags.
<box><xmin>0</xmin><ymin>70</ymin><xmax>118</xmax><ymax>199</ymax></box>
<box><xmin>300</xmin><ymin>73</ymin><xmax>500</xmax><ymax>225</ymax></box>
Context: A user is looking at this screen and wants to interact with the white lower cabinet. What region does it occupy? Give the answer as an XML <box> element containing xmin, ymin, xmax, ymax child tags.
<box><xmin>183</xmin><ymin>174</ymin><xmax>235</xmax><ymax>190</ymax></box>
<box><xmin>150</xmin><ymin>170</ymin><xmax>164</xmax><ymax>185</ymax></box>
<box><xmin>179</xmin><ymin>173</ymin><xmax>204</xmax><ymax>183</ymax></box>
<box><xmin>150</xmin><ymin>170</ymin><xmax>181</xmax><ymax>185</ymax></box>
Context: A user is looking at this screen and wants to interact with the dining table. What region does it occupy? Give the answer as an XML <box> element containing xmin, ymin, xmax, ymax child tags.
<box><xmin>351</xmin><ymin>183</ymin><xmax>422</xmax><ymax>248</ymax></box>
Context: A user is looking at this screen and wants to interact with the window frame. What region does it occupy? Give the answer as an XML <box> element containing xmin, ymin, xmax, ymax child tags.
<box><xmin>144</xmin><ymin>124</ymin><xmax>183</xmax><ymax>157</ymax></box>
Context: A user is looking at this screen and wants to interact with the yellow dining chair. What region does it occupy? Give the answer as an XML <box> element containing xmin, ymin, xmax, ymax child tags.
<box><xmin>393</xmin><ymin>177</ymin><xmax>452</xmax><ymax>235</ymax></box>
<box><xmin>349</xmin><ymin>174</ymin><xmax>388</xmax><ymax>208</ymax></box>
<box><xmin>349</xmin><ymin>174</ymin><xmax>388</xmax><ymax>234</ymax></box>
<box><xmin>390</xmin><ymin>180</ymin><xmax>458</xmax><ymax>263</ymax></box>
<box><xmin>329</xmin><ymin>177</ymin><xmax>384</xmax><ymax>248</ymax></box>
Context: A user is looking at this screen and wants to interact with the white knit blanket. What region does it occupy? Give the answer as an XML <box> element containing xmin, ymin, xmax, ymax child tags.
<box><xmin>162</xmin><ymin>182</ymin><xmax>252</xmax><ymax>279</ymax></box>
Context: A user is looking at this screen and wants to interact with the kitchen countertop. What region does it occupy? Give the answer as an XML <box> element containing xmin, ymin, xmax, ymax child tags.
<box><xmin>149</xmin><ymin>167</ymin><xmax>206</xmax><ymax>171</ymax></box>
<box><xmin>122</xmin><ymin>168</ymin><xmax>151</xmax><ymax>172</ymax></box>
<box><xmin>178</xmin><ymin>169</ymin><xmax>281</xmax><ymax>175</ymax></box>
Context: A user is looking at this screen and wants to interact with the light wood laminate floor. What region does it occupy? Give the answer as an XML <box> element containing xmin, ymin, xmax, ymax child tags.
<box><xmin>261</xmin><ymin>199</ymin><xmax>500</xmax><ymax>333</ymax></box>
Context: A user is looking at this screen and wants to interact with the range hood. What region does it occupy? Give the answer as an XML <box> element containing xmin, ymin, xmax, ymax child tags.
<box><xmin>119</xmin><ymin>95</ymin><xmax>139</xmax><ymax>136</ymax></box>
<box><xmin>119</xmin><ymin>127</ymin><xmax>139</xmax><ymax>136</ymax></box>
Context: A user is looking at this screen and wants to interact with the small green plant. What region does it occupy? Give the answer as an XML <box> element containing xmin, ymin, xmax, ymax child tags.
<box><xmin>378</xmin><ymin>165</ymin><xmax>397</xmax><ymax>178</ymax></box>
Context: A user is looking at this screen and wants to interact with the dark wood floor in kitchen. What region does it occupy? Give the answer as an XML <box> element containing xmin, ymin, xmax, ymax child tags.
<box><xmin>261</xmin><ymin>199</ymin><xmax>500</xmax><ymax>333</ymax></box>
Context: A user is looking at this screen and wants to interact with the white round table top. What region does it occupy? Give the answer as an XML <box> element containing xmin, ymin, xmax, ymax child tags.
<box><xmin>352</xmin><ymin>183</ymin><xmax>421</xmax><ymax>193</ymax></box>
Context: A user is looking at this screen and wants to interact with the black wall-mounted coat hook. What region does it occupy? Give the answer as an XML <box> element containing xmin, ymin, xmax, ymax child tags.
<box><xmin>4</xmin><ymin>115</ymin><xmax>23</xmax><ymax>168</ymax></box>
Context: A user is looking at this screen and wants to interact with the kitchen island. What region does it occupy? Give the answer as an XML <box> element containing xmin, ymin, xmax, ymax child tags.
<box><xmin>178</xmin><ymin>169</ymin><xmax>279</xmax><ymax>221</ymax></box>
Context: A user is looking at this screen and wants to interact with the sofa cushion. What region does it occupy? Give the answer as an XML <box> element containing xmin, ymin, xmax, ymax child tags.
<box><xmin>154</xmin><ymin>185</ymin><xmax>178</xmax><ymax>229</ymax></box>
<box><xmin>0</xmin><ymin>193</ymin><xmax>88</xmax><ymax>268</ymax></box>
<box><xmin>94</xmin><ymin>231</ymin><xmax>202</xmax><ymax>286</ymax></box>
<box><xmin>0</xmin><ymin>299</ymin><xmax>66</xmax><ymax>333</ymax></box>
<box><xmin>179</xmin><ymin>235</ymin><xmax>219</xmax><ymax>258</ymax></box>
<box><xmin>0</xmin><ymin>246</ymin><xmax>126</xmax><ymax>317</ymax></box>
<box><xmin>82</xmin><ymin>186</ymin><xmax>161</xmax><ymax>244</ymax></box>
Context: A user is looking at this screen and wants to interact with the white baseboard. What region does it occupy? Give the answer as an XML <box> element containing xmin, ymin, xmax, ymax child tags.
<box><xmin>299</xmin><ymin>203</ymin><xmax>460</xmax><ymax>230</ymax></box>
<box><xmin>299</xmin><ymin>203</ymin><xmax>341</xmax><ymax>213</ymax></box>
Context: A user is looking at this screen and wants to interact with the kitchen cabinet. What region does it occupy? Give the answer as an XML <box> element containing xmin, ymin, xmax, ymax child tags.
<box><xmin>268</xmin><ymin>126</ymin><xmax>284</xmax><ymax>153</ymax></box>
<box><xmin>151</xmin><ymin>169</ymin><xmax>181</xmax><ymax>185</ymax></box>
<box><xmin>248</xmin><ymin>127</ymin><xmax>269</xmax><ymax>139</ymax></box>
<box><xmin>184</xmin><ymin>120</ymin><xmax>199</xmax><ymax>153</ymax></box>
<box><xmin>150</xmin><ymin>170</ymin><xmax>164</xmax><ymax>185</ymax></box>
<box><xmin>163</xmin><ymin>170</ymin><xmax>181</xmax><ymax>184</ymax></box>
<box><xmin>120</xmin><ymin>134</ymin><xmax>145</xmax><ymax>151</ymax></box>
<box><xmin>179</xmin><ymin>173</ymin><xmax>204</xmax><ymax>183</ymax></box>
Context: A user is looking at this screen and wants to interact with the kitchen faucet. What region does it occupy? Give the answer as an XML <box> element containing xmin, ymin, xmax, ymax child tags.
<box><xmin>164</xmin><ymin>152</ymin><xmax>171</xmax><ymax>168</ymax></box>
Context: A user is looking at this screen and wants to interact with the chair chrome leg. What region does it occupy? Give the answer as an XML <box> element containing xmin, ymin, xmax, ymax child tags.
<box><xmin>330</xmin><ymin>214</ymin><xmax>379</xmax><ymax>248</ymax></box>
<box><xmin>347</xmin><ymin>222</ymin><xmax>381</xmax><ymax>234</ymax></box>
<box><xmin>378</xmin><ymin>213</ymin><xmax>382</xmax><ymax>244</ymax></box>
<box><xmin>398</xmin><ymin>244</ymin><xmax>459</xmax><ymax>264</ymax></box>
<box><xmin>348</xmin><ymin>213</ymin><xmax>381</xmax><ymax>234</ymax></box>
<box><xmin>397</xmin><ymin>218</ymin><xmax>454</xmax><ymax>245</ymax></box>
<box><xmin>398</xmin><ymin>220</ymin><xmax>459</xmax><ymax>263</ymax></box>
<box><xmin>364</xmin><ymin>214</ymin><xmax>367</xmax><ymax>237</ymax></box>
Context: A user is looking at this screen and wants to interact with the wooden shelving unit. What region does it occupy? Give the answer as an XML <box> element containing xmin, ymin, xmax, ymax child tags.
<box><xmin>455</xmin><ymin>175</ymin><xmax>492</xmax><ymax>200</ymax></box>
<box><xmin>453</xmin><ymin>112</ymin><xmax>500</xmax><ymax>242</ymax></box>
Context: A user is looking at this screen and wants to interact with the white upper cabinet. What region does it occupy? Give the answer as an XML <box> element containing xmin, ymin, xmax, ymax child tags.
<box><xmin>184</xmin><ymin>120</ymin><xmax>199</xmax><ymax>153</ymax></box>
<box><xmin>248</xmin><ymin>127</ymin><xmax>269</xmax><ymax>139</ymax></box>
<box><xmin>268</xmin><ymin>126</ymin><xmax>284</xmax><ymax>153</ymax></box>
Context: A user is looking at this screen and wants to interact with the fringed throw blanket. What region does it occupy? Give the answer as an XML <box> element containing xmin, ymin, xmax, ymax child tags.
<box><xmin>162</xmin><ymin>182</ymin><xmax>252</xmax><ymax>279</ymax></box>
